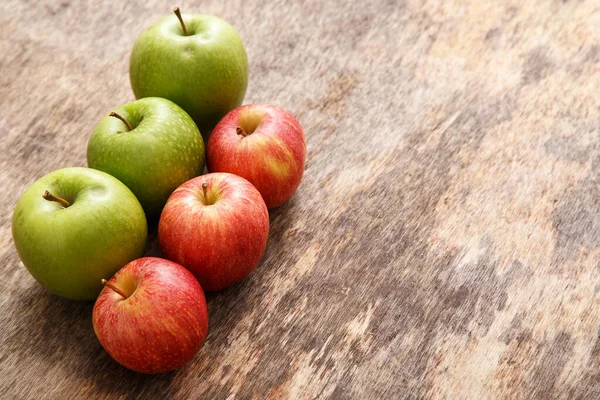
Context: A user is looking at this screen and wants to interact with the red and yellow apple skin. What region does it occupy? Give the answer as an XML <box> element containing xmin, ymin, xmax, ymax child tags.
<box><xmin>92</xmin><ymin>257</ymin><xmax>208</xmax><ymax>374</ymax></box>
<box><xmin>158</xmin><ymin>173</ymin><xmax>269</xmax><ymax>291</ymax></box>
<box><xmin>207</xmin><ymin>104</ymin><xmax>306</xmax><ymax>209</ymax></box>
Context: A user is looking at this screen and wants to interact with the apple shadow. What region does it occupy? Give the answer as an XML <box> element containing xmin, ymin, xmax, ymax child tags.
<box><xmin>144</xmin><ymin>215</ymin><xmax>164</xmax><ymax>258</ymax></box>
<box><xmin>200</xmin><ymin>129</ymin><xmax>212</xmax><ymax>146</ymax></box>
<box><xmin>8</xmin><ymin>283</ymin><xmax>177</xmax><ymax>397</ymax></box>
<box><xmin>265</xmin><ymin>195</ymin><xmax>301</xmax><ymax>247</ymax></box>
<box><xmin>193</xmin><ymin>118</ymin><xmax>214</xmax><ymax>145</ymax></box>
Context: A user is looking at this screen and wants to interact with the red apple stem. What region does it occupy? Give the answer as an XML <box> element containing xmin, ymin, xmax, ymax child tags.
<box><xmin>202</xmin><ymin>182</ymin><xmax>209</xmax><ymax>202</ymax></box>
<box><xmin>109</xmin><ymin>112</ymin><xmax>133</xmax><ymax>131</ymax></box>
<box><xmin>101</xmin><ymin>279</ymin><xmax>128</xmax><ymax>299</ymax></box>
<box><xmin>42</xmin><ymin>190</ymin><xmax>71</xmax><ymax>208</ymax></box>
<box><xmin>173</xmin><ymin>7</ymin><xmax>188</xmax><ymax>36</ymax></box>
<box><xmin>236</xmin><ymin>127</ymin><xmax>248</xmax><ymax>137</ymax></box>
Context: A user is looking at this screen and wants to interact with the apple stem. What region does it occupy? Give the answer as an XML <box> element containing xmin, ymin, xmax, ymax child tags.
<box><xmin>42</xmin><ymin>190</ymin><xmax>71</xmax><ymax>208</ymax></box>
<box><xmin>109</xmin><ymin>112</ymin><xmax>133</xmax><ymax>131</ymax></box>
<box><xmin>101</xmin><ymin>279</ymin><xmax>128</xmax><ymax>299</ymax></box>
<box><xmin>173</xmin><ymin>7</ymin><xmax>188</xmax><ymax>36</ymax></box>
<box><xmin>236</xmin><ymin>127</ymin><xmax>248</xmax><ymax>137</ymax></box>
<box><xmin>202</xmin><ymin>182</ymin><xmax>209</xmax><ymax>202</ymax></box>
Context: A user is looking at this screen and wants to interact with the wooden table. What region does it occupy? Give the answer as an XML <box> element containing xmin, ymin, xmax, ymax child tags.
<box><xmin>2</xmin><ymin>0</ymin><xmax>600</xmax><ymax>398</ymax></box>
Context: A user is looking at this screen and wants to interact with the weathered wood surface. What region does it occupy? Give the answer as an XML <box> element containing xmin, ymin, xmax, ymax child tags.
<box><xmin>1</xmin><ymin>0</ymin><xmax>600</xmax><ymax>398</ymax></box>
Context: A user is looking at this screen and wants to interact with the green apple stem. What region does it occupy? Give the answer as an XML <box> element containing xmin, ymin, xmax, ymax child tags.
<box><xmin>109</xmin><ymin>112</ymin><xmax>133</xmax><ymax>131</ymax></box>
<box><xmin>101</xmin><ymin>279</ymin><xmax>128</xmax><ymax>299</ymax></box>
<box><xmin>173</xmin><ymin>7</ymin><xmax>188</xmax><ymax>36</ymax></box>
<box><xmin>236</xmin><ymin>127</ymin><xmax>248</xmax><ymax>137</ymax></box>
<box><xmin>42</xmin><ymin>190</ymin><xmax>71</xmax><ymax>208</ymax></box>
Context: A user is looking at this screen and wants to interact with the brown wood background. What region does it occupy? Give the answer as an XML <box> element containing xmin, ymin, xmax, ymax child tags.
<box><xmin>1</xmin><ymin>0</ymin><xmax>600</xmax><ymax>398</ymax></box>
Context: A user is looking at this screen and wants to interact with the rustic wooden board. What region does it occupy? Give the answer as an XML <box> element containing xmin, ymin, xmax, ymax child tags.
<box><xmin>1</xmin><ymin>0</ymin><xmax>600</xmax><ymax>398</ymax></box>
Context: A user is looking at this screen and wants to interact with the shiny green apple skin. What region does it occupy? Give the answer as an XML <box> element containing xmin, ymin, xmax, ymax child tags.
<box><xmin>129</xmin><ymin>13</ymin><xmax>248</xmax><ymax>131</ymax></box>
<box><xmin>12</xmin><ymin>168</ymin><xmax>148</xmax><ymax>301</ymax></box>
<box><xmin>87</xmin><ymin>97</ymin><xmax>204</xmax><ymax>216</ymax></box>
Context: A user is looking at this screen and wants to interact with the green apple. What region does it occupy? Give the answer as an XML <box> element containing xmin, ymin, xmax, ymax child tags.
<box><xmin>87</xmin><ymin>97</ymin><xmax>204</xmax><ymax>216</ymax></box>
<box><xmin>12</xmin><ymin>168</ymin><xmax>147</xmax><ymax>301</ymax></box>
<box><xmin>129</xmin><ymin>8</ymin><xmax>248</xmax><ymax>132</ymax></box>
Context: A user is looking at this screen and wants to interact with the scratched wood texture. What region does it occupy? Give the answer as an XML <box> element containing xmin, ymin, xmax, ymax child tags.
<box><xmin>1</xmin><ymin>0</ymin><xmax>600</xmax><ymax>399</ymax></box>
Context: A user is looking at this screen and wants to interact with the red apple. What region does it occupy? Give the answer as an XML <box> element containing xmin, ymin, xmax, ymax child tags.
<box><xmin>92</xmin><ymin>257</ymin><xmax>208</xmax><ymax>374</ymax></box>
<box><xmin>207</xmin><ymin>104</ymin><xmax>306</xmax><ymax>209</ymax></box>
<box><xmin>158</xmin><ymin>173</ymin><xmax>269</xmax><ymax>291</ymax></box>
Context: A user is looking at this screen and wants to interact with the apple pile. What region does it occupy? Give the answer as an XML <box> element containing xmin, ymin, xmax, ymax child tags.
<box><xmin>11</xmin><ymin>8</ymin><xmax>306</xmax><ymax>374</ymax></box>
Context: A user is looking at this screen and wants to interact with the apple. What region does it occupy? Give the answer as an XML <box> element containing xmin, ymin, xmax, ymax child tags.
<box><xmin>12</xmin><ymin>168</ymin><xmax>147</xmax><ymax>301</ymax></box>
<box><xmin>207</xmin><ymin>104</ymin><xmax>306</xmax><ymax>209</ymax></box>
<box><xmin>129</xmin><ymin>7</ymin><xmax>248</xmax><ymax>132</ymax></box>
<box><xmin>158</xmin><ymin>173</ymin><xmax>269</xmax><ymax>291</ymax></box>
<box><xmin>87</xmin><ymin>97</ymin><xmax>205</xmax><ymax>216</ymax></box>
<box><xmin>93</xmin><ymin>257</ymin><xmax>209</xmax><ymax>374</ymax></box>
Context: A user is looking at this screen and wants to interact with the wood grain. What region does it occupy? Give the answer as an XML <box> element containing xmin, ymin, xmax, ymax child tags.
<box><xmin>1</xmin><ymin>0</ymin><xmax>600</xmax><ymax>398</ymax></box>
